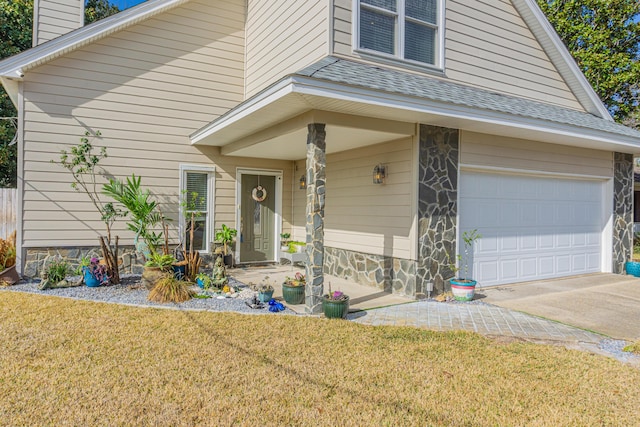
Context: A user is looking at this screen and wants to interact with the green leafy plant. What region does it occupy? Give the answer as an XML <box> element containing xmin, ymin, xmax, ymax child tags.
<box><xmin>103</xmin><ymin>174</ymin><xmax>170</xmax><ymax>259</ymax></box>
<box><xmin>195</xmin><ymin>272</ymin><xmax>212</xmax><ymax>290</ymax></box>
<box><xmin>42</xmin><ymin>258</ymin><xmax>70</xmax><ymax>284</ymax></box>
<box><xmin>215</xmin><ymin>224</ymin><xmax>237</xmax><ymax>255</ymax></box>
<box><xmin>287</xmin><ymin>241</ymin><xmax>305</xmax><ymax>254</ymax></box>
<box><xmin>52</xmin><ymin>131</ymin><xmax>123</xmax><ymax>284</ymax></box>
<box><xmin>148</xmin><ymin>277</ymin><xmax>195</xmax><ymax>303</ymax></box>
<box><xmin>447</xmin><ymin>229</ymin><xmax>482</xmax><ymax>281</ymax></box>
<box><xmin>283</xmin><ymin>272</ymin><xmax>306</xmax><ymax>287</ymax></box>
<box><xmin>179</xmin><ymin>190</ymin><xmax>204</xmax><ymax>281</ymax></box>
<box><xmin>623</xmin><ymin>341</ymin><xmax>640</xmax><ymax>355</ymax></box>
<box><xmin>144</xmin><ymin>253</ymin><xmax>176</xmax><ymax>270</ymax></box>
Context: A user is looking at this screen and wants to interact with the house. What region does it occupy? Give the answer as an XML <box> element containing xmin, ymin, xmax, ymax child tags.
<box><xmin>1</xmin><ymin>0</ymin><xmax>639</xmax><ymax>313</ymax></box>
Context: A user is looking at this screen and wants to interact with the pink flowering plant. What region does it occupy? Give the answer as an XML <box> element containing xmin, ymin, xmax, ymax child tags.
<box><xmin>283</xmin><ymin>272</ymin><xmax>306</xmax><ymax>287</ymax></box>
<box><xmin>324</xmin><ymin>282</ymin><xmax>348</xmax><ymax>301</ymax></box>
<box><xmin>82</xmin><ymin>257</ymin><xmax>110</xmax><ymax>285</ymax></box>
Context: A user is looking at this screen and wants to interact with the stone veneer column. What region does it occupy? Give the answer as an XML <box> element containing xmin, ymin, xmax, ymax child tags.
<box><xmin>613</xmin><ymin>152</ymin><xmax>633</xmax><ymax>274</ymax></box>
<box><xmin>416</xmin><ymin>124</ymin><xmax>459</xmax><ymax>295</ymax></box>
<box><xmin>305</xmin><ymin>123</ymin><xmax>326</xmax><ymax>314</ymax></box>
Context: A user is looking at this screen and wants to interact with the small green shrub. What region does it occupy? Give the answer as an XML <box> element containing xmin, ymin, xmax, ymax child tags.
<box><xmin>43</xmin><ymin>258</ymin><xmax>70</xmax><ymax>284</ymax></box>
<box><xmin>148</xmin><ymin>277</ymin><xmax>195</xmax><ymax>303</ymax></box>
<box><xmin>623</xmin><ymin>341</ymin><xmax>640</xmax><ymax>355</ymax></box>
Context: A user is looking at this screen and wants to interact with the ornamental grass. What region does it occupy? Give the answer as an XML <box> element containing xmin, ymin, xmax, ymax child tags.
<box><xmin>148</xmin><ymin>277</ymin><xmax>195</xmax><ymax>303</ymax></box>
<box><xmin>1</xmin><ymin>292</ymin><xmax>639</xmax><ymax>426</ymax></box>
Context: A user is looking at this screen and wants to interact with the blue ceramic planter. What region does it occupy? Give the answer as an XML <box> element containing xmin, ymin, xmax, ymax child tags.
<box><xmin>82</xmin><ymin>267</ymin><xmax>101</xmax><ymax>287</ymax></box>
<box><xmin>625</xmin><ymin>261</ymin><xmax>640</xmax><ymax>277</ymax></box>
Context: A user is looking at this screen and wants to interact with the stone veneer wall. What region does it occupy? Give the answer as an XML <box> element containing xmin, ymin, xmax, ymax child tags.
<box><xmin>23</xmin><ymin>246</ymin><xmax>215</xmax><ymax>278</ymax></box>
<box><xmin>416</xmin><ymin>124</ymin><xmax>459</xmax><ymax>295</ymax></box>
<box><xmin>324</xmin><ymin>247</ymin><xmax>417</xmax><ymax>297</ymax></box>
<box><xmin>613</xmin><ymin>152</ymin><xmax>634</xmax><ymax>274</ymax></box>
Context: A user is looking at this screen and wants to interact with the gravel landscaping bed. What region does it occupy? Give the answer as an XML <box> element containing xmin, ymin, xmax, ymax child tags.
<box><xmin>0</xmin><ymin>274</ymin><xmax>297</xmax><ymax>315</ymax></box>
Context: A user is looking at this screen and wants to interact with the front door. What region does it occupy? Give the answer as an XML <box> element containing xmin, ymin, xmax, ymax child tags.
<box><xmin>239</xmin><ymin>173</ymin><xmax>277</xmax><ymax>263</ymax></box>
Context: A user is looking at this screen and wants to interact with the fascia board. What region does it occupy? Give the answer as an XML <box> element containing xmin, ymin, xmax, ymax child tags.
<box><xmin>0</xmin><ymin>0</ymin><xmax>190</xmax><ymax>76</ymax></box>
<box><xmin>293</xmin><ymin>77</ymin><xmax>640</xmax><ymax>150</ymax></box>
<box><xmin>190</xmin><ymin>78</ymin><xmax>298</xmax><ymax>143</ymax></box>
<box><xmin>192</xmin><ymin>75</ymin><xmax>640</xmax><ymax>152</ymax></box>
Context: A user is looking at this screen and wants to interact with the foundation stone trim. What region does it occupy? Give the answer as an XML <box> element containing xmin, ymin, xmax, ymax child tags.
<box><xmin>324</xmin><ymin>246</ymin><xmax>417</xmax><ymax>297</ymax></box>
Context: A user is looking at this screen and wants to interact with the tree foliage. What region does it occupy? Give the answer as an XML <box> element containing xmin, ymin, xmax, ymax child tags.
<box><xmin>537</xmin><ymin>0</ymin><xmax>640</xmax><ymax>125</ymax></box>
<box><xmin>85</xmin><ymin>0</ymin><xmax>121</xmax><ymax>25</ymax></box>
<box><xmin>0</xmin><ymin>0</ymin><xmax>32</xmax><ymax>187</ymax></box>
<box><xmin>0</xmin><ymin>0</ymin><xmax>121</xmax><ymax>188</ymax></box>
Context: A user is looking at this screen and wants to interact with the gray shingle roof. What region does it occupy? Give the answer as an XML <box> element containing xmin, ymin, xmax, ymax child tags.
<box><xmin>296</xmin><ymin>57</ymin><xmax>640</xmax><ymax>140</ymax></box>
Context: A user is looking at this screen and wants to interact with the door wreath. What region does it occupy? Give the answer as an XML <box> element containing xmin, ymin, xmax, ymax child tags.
<box><xmin>252</xmin><ymin>185</ymin><xmax>267</xmax><ymax>202</ymax></box>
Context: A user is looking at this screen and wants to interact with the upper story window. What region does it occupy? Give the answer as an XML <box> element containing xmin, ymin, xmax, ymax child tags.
<box><xmin>356</xmin><ymin>0</ymin><xmax>443</xmax><ymax>69</ymax></box>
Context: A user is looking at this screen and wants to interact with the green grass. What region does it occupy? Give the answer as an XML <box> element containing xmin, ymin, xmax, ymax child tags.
<box><xmin>1</xmin><ymin>292</ymin><xmax>639</xmax><ymax>426</ymax></box>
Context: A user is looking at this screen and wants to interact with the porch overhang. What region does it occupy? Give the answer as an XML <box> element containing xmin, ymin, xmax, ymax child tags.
<box><xmin>191</xmin><ymin>64</ymin><xmax>640</xmax><ymax>158</ymax></box>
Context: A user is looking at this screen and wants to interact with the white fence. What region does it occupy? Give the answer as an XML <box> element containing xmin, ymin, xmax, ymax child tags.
<box><xmin>0</xmin><ymin>188</ymin><xmax>17</xmax><ymax>239</ymax></box>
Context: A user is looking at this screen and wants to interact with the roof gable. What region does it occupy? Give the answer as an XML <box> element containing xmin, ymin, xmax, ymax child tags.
<box><xmin>0</xmin><ymin>0</ymin><xmax>191</xmax><ymax>104</ymax></box>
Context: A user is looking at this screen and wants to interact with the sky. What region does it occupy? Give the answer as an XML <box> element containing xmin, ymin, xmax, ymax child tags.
<box><xmin>110</xmin><ymin>0</ymin><xmax>147</xmax><ymax>10</ymax></box>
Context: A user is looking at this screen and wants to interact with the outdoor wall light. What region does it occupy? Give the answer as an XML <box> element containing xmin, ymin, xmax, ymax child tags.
<box><xmin>373</xmin><ymin>164</ymin><xmax>387</xmax><ymax>184</ymax></box>
<box><xmin>299</xmin><ymin>174</ymin><xmax>306</xmax><ymax>189</ymax></box>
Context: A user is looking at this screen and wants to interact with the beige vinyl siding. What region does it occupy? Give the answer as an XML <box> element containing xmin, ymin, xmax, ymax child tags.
<box><xmin>460</xmin><ymin>131</ymin><xmax>613</xmax><ymax>178</ymax></box>
<box><xmin>292</xmin><ymin>138</ymin><xmax>415</xmax><ymax>259</ymax></box>
<box><xmin>21</xmin><ymin>0</ymin><xmax>295</xmax><ymax>248</ymax></box>
<box><xmin>34</xmin><ymin>0</ymin><xmax>84</xmax><ymax>45</ymax></box>
<box><xmin>331</xmin><ymin>0</ymin><xmax>583</xmax><ymax>111</ymax></box>
<box><xmin>245</xmin><ymin>0</ymin><xmax>329</xmax><ymax>98</ymax></box>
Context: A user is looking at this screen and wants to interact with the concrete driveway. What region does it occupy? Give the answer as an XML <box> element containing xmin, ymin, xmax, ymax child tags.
<box><xmin>479</xmin><ymin>273</ymin><xmax>640</xmax><ymax>341</ymax></box>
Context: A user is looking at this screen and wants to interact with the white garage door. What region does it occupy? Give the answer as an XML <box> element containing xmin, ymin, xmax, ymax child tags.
<box><xmin>459</xmin><ymin>171</ymin><xmax>605</xmax><ymax>287</ymax></box>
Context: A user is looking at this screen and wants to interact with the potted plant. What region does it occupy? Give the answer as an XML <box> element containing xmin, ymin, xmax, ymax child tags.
<box><xmin>215</xmin><ymin>224</ymin><xmax>237</xmax><ymax>267</ymax></box>
<box><xmin>0</xmin><ymin>231</ymin><xmax>19</xmax><ymax>286</ymax></box>
<box><xmin>82</xmin><ymin>257</ymin><xmax>109</xmax><ymax>287</ymax></box>
<box><xmin>38</xmin><ymin>258</ymin><xmax>71</xmax><ymax>289</ymax></box>
<box><xmin>250</xmin><ymin>283</ymin><xmax>274</xmax><ymax>302</ymax></box>
<box><xmin>448</xmin><ymin>229</ymin><xmax>482</xmax><ymax>301</ymax></box>
<box><xmin>322</xmin><ymin>283</ymin><xmax>350</xmax><ymax>319</ymax></box>
<box><xmin>282</xmin><ymin>272</ymin><xmax>306</xmax><ymax>304</ymax></box>
<box><xmin>280</xmin><ymin>232</ymin><xmax>291</xmax><ymax>251</ymax></box>
<box><xmin>142</xmin><ymin>253</ymin><xmax>176</xmax><ymax>290</ymax></box>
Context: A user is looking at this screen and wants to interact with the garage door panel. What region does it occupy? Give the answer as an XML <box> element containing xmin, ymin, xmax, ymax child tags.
<box><xmin>460</xmin><ymin>172</ymin><xmax>604</xmax><ymax>287</ymax></box>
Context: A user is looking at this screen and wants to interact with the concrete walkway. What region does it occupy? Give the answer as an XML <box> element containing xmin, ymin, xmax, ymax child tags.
<box><xmin>229</xmin><ymin>265</ymin><xmax>639</xmax><ymax>363</ymax></box>
<box><xmin>479</xmin><ymin>273</ymin><xmax>640</xmax><ymax>341</ymax></box>
<box><xmin>348</xmin><ymin>300</ymin><xmax>603</xmax><ymax>344</ymax></box>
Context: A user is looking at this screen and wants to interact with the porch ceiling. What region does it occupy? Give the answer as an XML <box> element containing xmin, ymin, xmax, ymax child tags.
<box><xmin>191</xmin><ymin>75</ymin><xmax>640</xmax><ymax>156</ymax></box>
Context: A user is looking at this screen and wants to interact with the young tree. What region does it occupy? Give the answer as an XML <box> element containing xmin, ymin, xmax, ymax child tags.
<box><xmin>537</xmin><ymin>0</ymin><xmax>640</xmax><ymax>125</ymax></box>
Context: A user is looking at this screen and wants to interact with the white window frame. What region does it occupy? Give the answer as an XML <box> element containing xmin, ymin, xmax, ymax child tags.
<box><xmin>179</xmin><ymin>164</ymin><xmax>215</xmax><ymax>254</ymax></box>
<box><xmin>353</xmin><ymin>0</ymin><xmax>445</xmax><ymax>71</ymax></box>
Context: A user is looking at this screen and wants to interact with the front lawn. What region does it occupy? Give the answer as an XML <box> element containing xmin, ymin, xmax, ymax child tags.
<box><xmin>1</xmin><ymin>292</ymin><xmax>638</xmax><ymax>425</ymax></box>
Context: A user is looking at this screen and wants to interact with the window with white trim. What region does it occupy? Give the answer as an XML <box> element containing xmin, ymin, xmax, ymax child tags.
<box><xmin>179</xmin><ymin>165</ymin><xmax>215</xmax><ymax>253</ymax></box>
<box><xmin>356</xmin><ymin>0</ymin><xmax>443</xmax><ymax>68</ymax></box>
